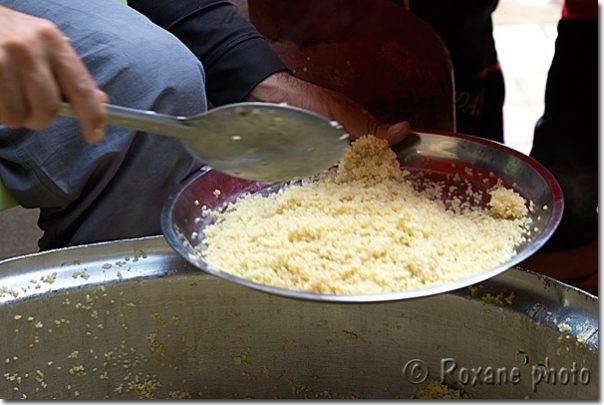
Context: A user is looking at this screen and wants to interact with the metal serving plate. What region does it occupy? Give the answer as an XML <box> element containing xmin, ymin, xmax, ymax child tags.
<box><xmin>161</xmin><ymin>130</ymin><xmax>564</xmax><ymax>302</ymax></box>
<box><xmin>0</xmin><ymin>236</ymin><xmax>597</xmax><ymax>399</ymax></box>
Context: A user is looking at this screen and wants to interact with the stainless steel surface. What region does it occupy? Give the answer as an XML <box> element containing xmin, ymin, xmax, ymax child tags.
<box><xmin>0</xmin><ymin>236</ymin><xmax>597</xmax><ymax>399</ymax></box>
<box><xmin>161</xmin><ymin>130</ymin><xmax>564</xmax><ymax>302</ymax></box>
<box><xmin>59</xmin><ymin>102</ymin><xmax>349</xmax><ymax>183</ymax></box>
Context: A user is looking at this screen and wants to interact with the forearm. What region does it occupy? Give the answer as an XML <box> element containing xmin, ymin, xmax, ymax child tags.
<box><xmin>127</xmin><ymin>0</ymin><xmax>289</xmax><ymax>105</ymax></box>
<box><xmin>244</xmin><ymin>71</ymin><xmax>303</xmax><ymax>104</ymax></box>
<box><xmin>127</xmin><ymin>0</ymin><xmax>410</xmax><ymax>144</ymax></box>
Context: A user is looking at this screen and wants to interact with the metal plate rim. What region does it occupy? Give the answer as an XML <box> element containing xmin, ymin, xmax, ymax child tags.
<box><xmin>161</xmin><ymin>130</ymin><xmax>565</xmax><ymax>303</ymax></box>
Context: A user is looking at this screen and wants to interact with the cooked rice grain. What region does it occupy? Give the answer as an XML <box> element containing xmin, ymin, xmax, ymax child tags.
<box><xmin>199</xmin><ymin>135</ymin><xmax>530</xmax><ymax>295</ymax></box>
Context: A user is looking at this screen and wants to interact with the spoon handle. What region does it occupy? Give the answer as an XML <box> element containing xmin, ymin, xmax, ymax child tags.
<box><xmin>59</xmin><ymin>102</ymin><xmax>192</xmax><ymax>138</ymax></box>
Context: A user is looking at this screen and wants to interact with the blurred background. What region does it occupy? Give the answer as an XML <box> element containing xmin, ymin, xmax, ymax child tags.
<box><xmin>493</xmin><ymin>0</ymin><xmax>562</xmax><ymax>155</ymax></box>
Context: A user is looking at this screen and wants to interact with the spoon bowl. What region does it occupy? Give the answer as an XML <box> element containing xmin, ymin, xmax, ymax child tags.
<box><xmin>59</xmin><ymin>102</ymin><xmax>350</xmax><ymax>183</ymax></box>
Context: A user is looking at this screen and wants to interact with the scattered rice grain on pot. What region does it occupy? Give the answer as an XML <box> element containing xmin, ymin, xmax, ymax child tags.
<box><xmin>411</xmin><ymin>379</ymin><xmax>472</xmax><ymax>399</ymax></box>
<box><xmin>199</xmin><ymin>135</ymin><xmax>531</xmax><ymax>295</ymax></box>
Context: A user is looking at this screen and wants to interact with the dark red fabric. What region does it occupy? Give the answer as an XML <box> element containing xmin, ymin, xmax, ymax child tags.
<box><xmin>562</xmin><ymin>0</ymin><xmax>598</xmax><ymax>20</ymax></box>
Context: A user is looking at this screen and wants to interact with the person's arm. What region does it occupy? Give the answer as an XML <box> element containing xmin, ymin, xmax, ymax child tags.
<box><xmin>0</xmin><ymin>5</ymin><xmax>108</xmax><ymax>143</ymax></box>
<box><xmin>127</xmin><ymin>0</ymin><xmax>410</xmax><ymax>144</ymax></box>
<box><xmin>127</xmin><ymin>0</ymin><xmax>288</xmax><ymax>106</ymax></box>
<box><xmin>245</xmin><ymin>72</ymin><xmax>410</xmax><ymax>145</ymax></box>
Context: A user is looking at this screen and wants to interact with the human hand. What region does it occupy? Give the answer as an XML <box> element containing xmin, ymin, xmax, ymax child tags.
<box><xmin>0</xmin><ymin>5</ymin><xmax>108</xmax><ymax>143</ymax></box>
<box><xmin>245</xmin><ymin>72</ymin><xmax>410</xmax><ymax>146</ymax></box>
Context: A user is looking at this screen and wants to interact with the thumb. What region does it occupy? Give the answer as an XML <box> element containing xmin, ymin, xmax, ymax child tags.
<box><xmin>339</xmin><ymin>102</ymin><xmax>411</xmax><ymax>146</ymax></box>
<box><xmin>375</xmin><ymin>121</ymin><xmax>411</xmax><ymax>146</ymax></box>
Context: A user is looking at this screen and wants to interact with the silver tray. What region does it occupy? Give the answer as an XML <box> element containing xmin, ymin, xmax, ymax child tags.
<box><xmin>161</xmin><ymin>130</ymin><xmax>564</xmax><ymax>302</ymax></box>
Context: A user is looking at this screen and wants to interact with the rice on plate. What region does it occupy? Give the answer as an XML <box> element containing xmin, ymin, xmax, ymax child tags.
<box><xmin>198</xmin><ymin>135</ymin><xmax>531</xmax><ymax>295</ymax></box>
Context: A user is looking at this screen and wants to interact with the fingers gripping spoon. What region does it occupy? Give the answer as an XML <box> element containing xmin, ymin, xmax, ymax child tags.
<box><xmin>59</xmin><ymin>102</ymin><xmax>350</xmax><ymax>183</ymax></box>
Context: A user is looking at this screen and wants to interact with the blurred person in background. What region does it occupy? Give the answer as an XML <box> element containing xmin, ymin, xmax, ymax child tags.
<box><xmin>407</xmin><ymin>0</ymin><xmax>598</xmax><ymax>294</ymax></box>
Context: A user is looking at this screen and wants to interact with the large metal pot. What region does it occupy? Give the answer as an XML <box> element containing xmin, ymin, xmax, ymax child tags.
<box><xmin>0</xmin><ymin>236</ymin><xmax>597</xmax><ymax>399</ymax></box>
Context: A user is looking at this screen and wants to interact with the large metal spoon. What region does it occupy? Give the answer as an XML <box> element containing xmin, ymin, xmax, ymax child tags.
<box><xmin>59</xmin><ymin>102</ymin><xmax>349</xmax><ymax>183</ymax></box>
